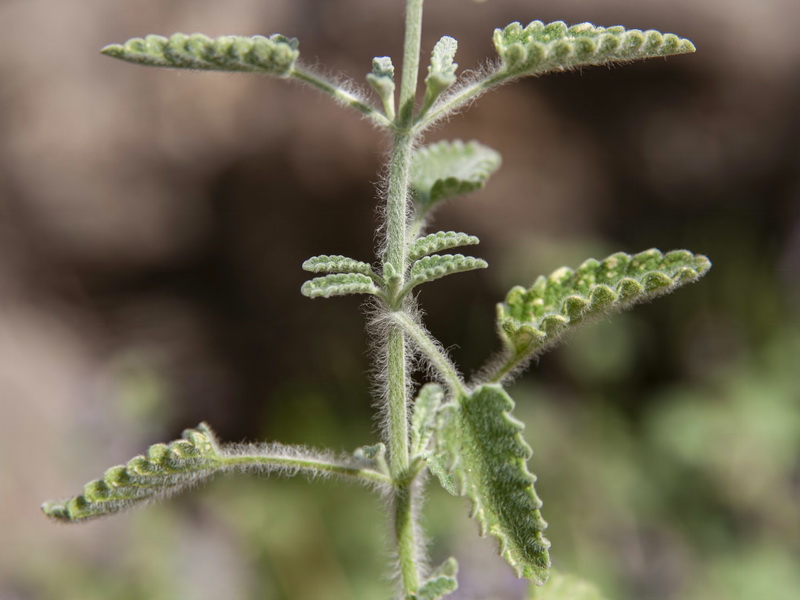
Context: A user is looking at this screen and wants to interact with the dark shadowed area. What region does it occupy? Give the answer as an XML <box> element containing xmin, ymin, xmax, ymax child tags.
<box><xmin>1</xmin><ymin>1</ymin><xmax>798</xmax><ymax>599</ymax></box>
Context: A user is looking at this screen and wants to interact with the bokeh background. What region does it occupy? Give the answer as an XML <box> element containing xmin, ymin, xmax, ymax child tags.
<box><xmin>1</xmin><ymin>0</ymin><xmax>799</xmax><ymax>599</ymax></box>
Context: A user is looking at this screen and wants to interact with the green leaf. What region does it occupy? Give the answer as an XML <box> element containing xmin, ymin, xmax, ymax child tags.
<box><xmin>408</xmin><ymin>231</ymin><xmax>480</xmax><ymax>261</ymax></box>
<box><xmin>494</xmin><ymin>21</ymin><xmax>695</xmax><ymax>79</ymax></box>
<box><xmin>426</xmin><ymin>36</ymin><xmax>458</xmax><ymax>94</ymax></box>
<box><xmin>430</xmin><ymin>385</ymin><xmax>550</xmax><ymax>583</ymax></box>
<box><xmin>301</xmin><ymin>273</ymin><xmax>380</xmax><ymax>299</ymax></box>
<box><xmin>408</xmin><ymin>254</ymin><xmax>488</xmax><ymax>291</ymax></box>
<box><xmin>367</xmin><ymin>56</ymin><xmax>396</xmax><ymax>119</ymax></box>
<box><xmin>101</xmin><ymin>33</ymin><xmax>300</xmax><ymax>76</ymax></box>
<box><xmin>487</xmin><ymin>249</ymin><xmax>710</xmax><ymax>382</ymax></box>
<box><xmin>302</xmin><ymin>255</ymin><xmax>375</xmax><ymax>276</ymax></box>
<box><xmin>528</xmin><ymin>570</ymin><xmax>609</xmax><ymax>600</ymax></box>
<box><xmin>411</xmin><ymin>140</ymin><xmax>502</xmax><ymax>210</ymax></box>
<box><xmin>415</xmin><ymin>557</ymin><xmax>459</xmax><ymax>600</ymax></box>
<box><xmin>411</xmin><ymin>383</ymin><xmax>445</xmax><ymax>458</ymax></box>
<box><xmin>42</xmin><ymin>425</ymin><xmax>223</xmax><ymax>522</ymax></box>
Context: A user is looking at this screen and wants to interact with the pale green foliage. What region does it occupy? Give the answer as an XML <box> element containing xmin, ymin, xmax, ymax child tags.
<box><xmin>42</xmin><ymin>425</ymin><xmax>222</xmax><ymax>522</ymax></box>
<box><xmin>410</xmin><ymin>383</ymin><xmax>445</xmax><ymax>457</ymax></box>
<box><xmin>407</xmin><ymin>254</ymin><xmax>488</xmax><ymax>290</ymax></box>
<box><xmin>430</xmin><ymin>385</ymin><xmax>550</xmax><ymax>584</ymax></box>
<box><xmin>301</xmin><ymin>273</ymin><xmax>380</xmax><ymax>298</ymax></box>
<box><xmin>408</xmin><ymin>231</ymin><xmax>480</xmax><ymax>261</ymax></box>
<box><xmin>528</xmin><ymin>570</ymin><xmax>609</xmax><ymax>600</ymax></box>
<box><xmin>411</xmin><ymin>140</ymin><xmax>501</xmax><ymax>211</ymax></box>
<box><xmin>485</xmin><ymin>249</ymin><xmax>711</xmax><ymax>383</ymax></box>
<box><xmin>414</xmin><ymin>558</ymin><xmax>459</xmax><ymax>600</ymax></box>
<box><xmin>302</xmin><ymin>255</ymin><xmax>376</xmax><ymax>276</ymax></box>
<box><xmin>101</xmin><ymin>33</ymin><xmax>299</xmax><ymax>76</ymax></box>
<box><xmin>421</xmin><ymin>36</ymin><xmax>459</xmax><ymax>115</ymax></box>
<box><xmin>494</xmin><ymin>21</ymin><xmax>695</xmax><ymax>80</ymax></box>
<box><xmin>367</xmin><ymin>56</ymin><xmax>397</xmax><ymax>120</ymax></box>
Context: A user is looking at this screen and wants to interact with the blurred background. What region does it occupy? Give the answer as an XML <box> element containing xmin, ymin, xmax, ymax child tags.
<box><xmin>1</xmin><ymin>0</ymin><xmax>798</xmax><ymax>599</ymax></box>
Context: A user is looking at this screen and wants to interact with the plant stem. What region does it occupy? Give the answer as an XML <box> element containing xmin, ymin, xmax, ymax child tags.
<box><xmin>398</xmin><ymin>0</ymin><xmax>424</xmax><ymax>127</ymax></box>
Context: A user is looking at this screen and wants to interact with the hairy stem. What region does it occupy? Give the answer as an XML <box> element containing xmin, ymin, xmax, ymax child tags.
<box><xmin>398</xmin><ymin>0</ymin><xmax>424</xmax><ymax>126</ymax></box>
<box><xmin>221</xmin><ymin>454</ymin><xmax>393</xmax><ymax>486</ymax></box>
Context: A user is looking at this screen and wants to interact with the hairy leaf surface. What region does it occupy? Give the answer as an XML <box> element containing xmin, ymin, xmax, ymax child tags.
<box><xmin>415</xmin><ymin>557</ymin><xmax>459</xmax><ymax>600</ymax></box>
<box><xmin>409</xmin><ymin>231</ymin><xmax>480</xmax><ymax>261</ymax></box>
<box><xmin>301</xmin><ymin>273</ymin><xmax>380</xmax><ymax>298</ymax></box>
<box><xmin>411</xmin><ymin>140</ymin><xmax>501</xmax><ymax>209</ymax></box>
<box><xmin>409</xmin><ymin>254</ymin><xmax>487</xmax><ymax>290</ymax></box>
<box><xmin>494</xmin><ymin>21</ymin><xmax>694</xmax><ymax>80</ymax></box>
<box><xmin>411</xmin><ymin>383</ymin><xmax>445</xmax><ymax>458</ymax></box>
<box><xmin>102</xmin><ymin>33</ymin><xmax>299</xmax><ymax>76</ymax></box>
<box><xmin>430</xmin><ymin>384</ymin><xmax>550</xmax><ymax>583</ymax></box>
<box><xmin>42</xmin><ymin>425</ymin><xmax>223</xmax><ymax>521</ymax></box>
<box><xmin>487</xmin><ymin>249</ymin><xmax>710</xmax><ymax>382</ymax></box>
<box><xmin>302</xmin><ymin>255</ymin><xmax>375</xmax><ymax>276</ymax></box>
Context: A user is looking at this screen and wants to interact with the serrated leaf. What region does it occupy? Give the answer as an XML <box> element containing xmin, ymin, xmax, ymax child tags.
<box><xmin>411</xmin><ymin>140</ymin><xmax>501</xmax><ymax>210</ymax></box>
<box><xmin>488</xmin><ymin>249</ymin><xmax>710</xmax><ymax>382</ymax></box>
<box><xmin>101</xmin><ymin>33</ymin><xmax>300</xmax><ymax>76</ymax></box>
<box><xmin>42</xmin><ymin>425</ymin><xmax>223</xmax><ymax>522</ymax></box>
<box><xmin>409</xmin><ymin>231</ymin><xmax>480</xmax><ymax>261</ymax></box>
<box><xmin>302</xmin><ymin>255</ymin><xmax>375</xmax><ymax>276</ymax></box>
<box><xmin>528</xmin><ymin>570</ymin><xmax>609</xmax><ymax>600</ymax></box>
<box><xmin>411</xmin><ymin>383</ymin><xmax>445</xmax><ymax>458</ymax></box>
<box><xmin>408</xmin><ymin>254</ymin><xmax>487</xmax><ymax>291</ymax></box>
<box><xmin>431</xmin><ymin>384</ymin><xmax>550</xmax><ymax>583</ymax></box>
<box><xmin>301</xmin><ymin>273</ymin><xmax>380</xmax><ymax>299</ymax></box>
<box><xmin>494</xmin><ymin>21</ymin><xmax>695</xmax><ymax>79</ymax></box>
<box><xmin>415</xmin><ymin>557</ymin><xmax>459</xmax><ymax>600</ymax></box>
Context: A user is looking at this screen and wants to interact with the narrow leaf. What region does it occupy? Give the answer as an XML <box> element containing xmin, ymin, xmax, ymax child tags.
<box><xmin>411</xmin><ymin>140</ymin><xmax>501</xmax><ymax>210</ymax></box>
<box><xmin>301</xmin><ymin>273</ymin><xmax>380</xmax><ymax>299</ymax></box>
<box><xmin>42</xmin><ymin>425</ymin><xmax>223</xmax><ymax>522</ymax></box>
<box><xmin>494</xmin><ymin>21</ymin><xmax>695</xmax><ymax>80</ymax></box>
<box><xmin>302</xmin><ymin>255</ymin><xmax>375</xmax><ymax>276</ymax></box>
<box><xmin>431</xmin><ymin>384</ymin><xmax>550</xmax><ymax>583</ymax></box>
<box><xmin>411</xmin><ymin>383</ymin><xmax>445</xmax><ymax>458</ymax></box>
<box><xmin>426</xmin><ymin>36</ymin><xmax>459</xmax><ymax>94</ymax></box>
<box><xmin>409</xmin><ymin>231</ymin><xmax>480</xmax><ymax>261</ymax></box>
<box><xmin>487</xmin><ymin>249</ymin><xmax>710</xmax><ymax>382</ymax></box>
<box><xmin>101</xmin><ymin>33</ymin><xmax>300</xmax><ymax>76</ymax></box>
<box><xmin>408</xmin><ymin>254</ymin><xmax>487</xmax><ymax>290</ymax></box>
<box><xmin>528</xmin><ymin>570</ymin><xmax>609</xmax><ymax>600</ymax></box>
<box><xmin>416</xmin><ymin>557</ymin><xmax>459</xmax><ymax>600</ymax></box>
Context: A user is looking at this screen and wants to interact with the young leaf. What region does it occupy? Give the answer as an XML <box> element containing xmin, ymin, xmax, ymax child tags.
<box><xmin>430</xmin><ymin>384</ymin><xmax>550</xmax><ymax>583</ymax></box>
<box><xmin>410</xmin><ymin>383</ymin><xmax>445</xmax><ymax>458</ymax></box>
<box><xmin>415</xmin><ymin>557</ymin><xmax>459</xmax><ymax>600</ymax></box>
<box><xmin>484</xmin><ymin>249</ymin><xmax>711</xmax><ymax>383</ymax></box>
<box><xmin>411</xmin><ymin>140</ymin><xmax>501</xmax><ymax>211</ymax></box>
<box><xmin>302</xmin><ymin>255</ymin><xmax>375</xmax><ymax>277</ymax></box>
<box><xmin>42</xmin><ymin>425</ymin><xmax>223</xmax><ymax>522</ymax></box>
<box><xmin>101</xmin><ymin>33</ymin><xmax>300</xmax><ymax>76</ymax></box>
<box><xmin>407</xmin><ymin>254</ymin><xmax>488</xmax><ymax>291</ymax></box>
<box><xmin>420</xmin><ymin>36</ymin><xmax>459</xmax><ymax>116</ymax></box>
<box><xmin>494</xmin><ymin>21</ymin><xmax>695</xmax><ymax>80</ymax></box>
<box><xmin>408</xmin><ymin>231</ymin><xmax>480</xmax><ymax>261</ymax></box>
<box><xmin>528</xmin><ymin>570</ymin><xmax>609</xmax><ymax>600</ymax></box>
<box><xmin>367</xmin><ymin>56</ymin><xmax>396</xmax><ymax>120</ymax></box>
<box><xmin>301</xmin><ymin>273</ymin><xmax>381</xmax><ymax>299</ymax></box>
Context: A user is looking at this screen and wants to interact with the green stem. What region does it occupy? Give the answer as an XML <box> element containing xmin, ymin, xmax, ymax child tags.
<box><xmin>292</xmin><ymin>67</ymin><xmax>392</xmax><ymax>128</ymax></box>
<box><xmin>398</xmin><ymin>0</ymin><xmax>424</xmax><ymax>127</ymax></box>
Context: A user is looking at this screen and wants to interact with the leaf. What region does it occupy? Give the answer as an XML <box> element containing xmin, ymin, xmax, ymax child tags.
<box><xmin>408</xmin><ymin>254</ymin><xmax>488</xmax><ymax>290</ymax></box>
<box><xmin>302</xmin><ymin>255</ymin><xmax>375</xmax><ymax>276</ymax></box>
<box><xmin>408</xmin><ymin>231</ymin><xmax>480</xmax><ymax>261</ymax></box>
<box><xmin>301</xmin><ymin>273</ymin><xmax>380</xmax><ymax>299</ymax></box>
<box><xmin>494</xmin><ymin>21</ymin><xmax>695</xmax><ymax>80</ymax></box>
<box><xmin>528</xmin><ymin>570</ymin><xmax>609</xmax><ymax>600</ymax></box>
<box><xmin>42</xmin><ymin>425</ymin><xmax>223</xmax><ymax>522</ymax></box>
<box><xmin>430</xmin><ymin>384</ymin><xmax>550</xmax><ymax>583</ymax></box>
<box><xmin>488</xmin><ymin>249</ymin><xmax>710</xmax><ymax>382</ymax></box>
<box><xmin>101</xmin><ymin>33</ymin><xmax>300</xmax><ymax>76</ymax></box>
<box><xmin>411</xmin><ymin>140</ymin><xmax>502</xmax><ymax>210</ymax></box>
<box><xmin>411</xmin><ymin>383</ymin><xmax>445</xmax><ymax>458</ymax></box>
<box><xmin>426</xmin><ymin>36</ymin><xmax>459</xmax><ymax>93</ymax></box>
<box><xmin>415</xmin><ymin>557</ymin><xmax>459</xmax><ymax>600</ymax></box>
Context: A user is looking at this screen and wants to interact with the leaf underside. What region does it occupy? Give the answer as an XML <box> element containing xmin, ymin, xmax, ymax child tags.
<box><xmin>101</xmin><ymin>33</ymin><xmax>300</xmax><ymax>76</ymax></box>
<box><xmin>301</xmin><ymin>273</ymin><xmax>380</xmax><ymax>298</ymax></box>
<box><xmin>409</xmin><ymin>231</ymin><xmax>480</xmax><ymax>261</ymax></box>
<box><xmin>42</xmin><ymin>425</ymin><xmax>222</xmax><ymax>522</ymax></box>
<box><xmin>494</xmin><ymin>21</ymin><xmax>695</xmax><ymax>80</ymax></box>
<box><xmin>492</xmin><ymin>249</ymin><xmax>710</xmax><ymax>379</ymax></box>
<box><xmin>411</xmin><ymin>140</ymin><xmax>501</xmax><ymax>209</ymax></box>
<box><xmin>430</xmin><ymin>384</ymin><xmax>550</xmax><ymax>583</ymax></box>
